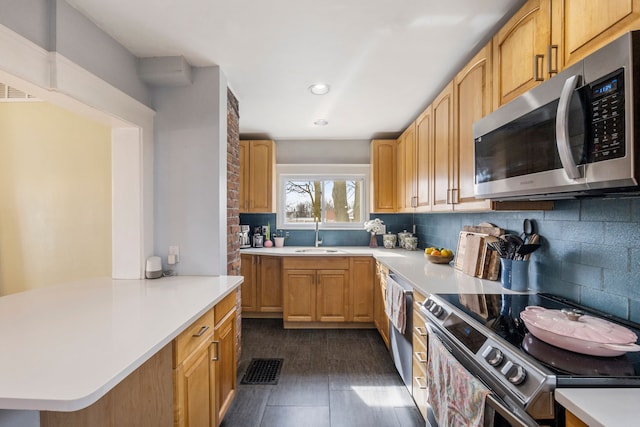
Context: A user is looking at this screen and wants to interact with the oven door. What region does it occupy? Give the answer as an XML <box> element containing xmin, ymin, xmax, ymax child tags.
<box><xmin>425</xmin><ymin>325</ymin><xmax>540</xmax><ymax>427</ymax></box>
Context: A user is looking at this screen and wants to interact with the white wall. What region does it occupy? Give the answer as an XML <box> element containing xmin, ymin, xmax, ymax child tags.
<box><xmin>276</xmin><ymin>139</ymin><xmax>370</xmax><ymax>164</ymax></box>
<box><xmin>153</xmin><ymin>66</ymin><xmax>228</xmax><ymax>275</ymax></box>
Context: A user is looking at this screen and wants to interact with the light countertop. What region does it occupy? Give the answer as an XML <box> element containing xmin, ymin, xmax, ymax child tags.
<box><xmin>555</xmin><ymin>389</ymin><xmax>640</xmax><ymax>427</ymax></box>
<box><xmin>241</xmin><ymin>246</ymin><xmax>523</xmax><ymax>295</ymax></box>
<box><xmin>0</xmin><ymin>275</ymin><xmax>243</xmax><ymax>412</ymax></box>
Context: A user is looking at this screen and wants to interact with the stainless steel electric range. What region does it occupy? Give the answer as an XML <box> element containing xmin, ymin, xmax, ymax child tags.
<box><xmin>420</xmin><ymin>292</ymin><xmax>640</xmax><ymax>427</ymax></box>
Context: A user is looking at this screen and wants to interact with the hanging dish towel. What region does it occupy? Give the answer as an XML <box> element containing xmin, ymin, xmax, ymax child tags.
<box><xmin>384</xmin><ymin>275</ymin><xmax>406</xmax><ymax>334</ymax></box>
<box><xmin>427</xmin><ymin>335</ymin><xmax>494</xmax><ymax>427</ymax></box>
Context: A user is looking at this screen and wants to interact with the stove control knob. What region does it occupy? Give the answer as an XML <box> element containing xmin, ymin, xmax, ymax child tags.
<box><xmin>506</xmin><ymin>364</ymin><xmax>527</xmax><ymax>385</ymax></box>
<box><xmin>424</xmin><ymin>299</ymin><xmax>434</xmax><ymax>309</ymax></box>
<box><xmin>430</xmin><ymin>304</ymin><xmax>444</xmax><ymax>318</ymax></box>
<box><xmin>484</xmin><ymin>348</ymin><xmax>504</xmax><ymax>367</ymax></box>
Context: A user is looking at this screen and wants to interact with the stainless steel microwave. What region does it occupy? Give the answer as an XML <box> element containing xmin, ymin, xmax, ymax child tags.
<box><xmin>473</xmin><ymin>31</ymin><xmax>640</xmax><ymax>201</ymax></box>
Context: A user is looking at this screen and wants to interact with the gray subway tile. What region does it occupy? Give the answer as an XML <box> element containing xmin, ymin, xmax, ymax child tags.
<box><xmin>560</xmin><ymin>262</ymin><xmax>602</xmax><ymax>289</ymax></box>
<box><xmin>580</xmin><ymin>198</ymin><xmax>632</xmax><ymax>222</ymax></box>
<box><xmin>580</xmin><ymin>287</ymin><xmax>629</xmax><ymax>319</ymax></box>
<box><xmin>581</xmin><ymin>243</ymin><xmax>629</xmax><ymax>270</ymax></box>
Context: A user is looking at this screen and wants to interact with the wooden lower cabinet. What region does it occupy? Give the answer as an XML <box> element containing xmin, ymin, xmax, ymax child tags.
<box><xmin>565</xmin><ymin>410</ymin><xmax>589</xmax><ymax>427</ymax></box>
<box><xmin>412</xmin><ymin>290</ymin><xmax>429</xmax><ymax>419</ymax></box>
<box><xmin>174</xmin><ymin>342</ymin><xmax>215</xmax><ymax>427</ymax></box>
<box><xmin>283</xmin><ymin>267</ymin><xmax>348</xmax><ymax>323</ymax></box>
<box><xmin>283</xmin><ymin>256</ymin><xmax>376</xmax><ymax>327</ymax></box>
<box><xmin>349</xmin><ymin>257</ymin><xmax>375</xmax><ymax>322</ymax></box>
<box><xmin>213</xmin><ymin>306</ymin><xmax>237</xmax><ymax>424</ymax></box>
<box><xmin>175</xmin><ymin>291</ymin><xmax>238</xmax><ymax>427</ymax></box>
<box><xmin>241</xmin><ymin>254</ymin><xmax>282</xmax><ymax>316</ymax></box>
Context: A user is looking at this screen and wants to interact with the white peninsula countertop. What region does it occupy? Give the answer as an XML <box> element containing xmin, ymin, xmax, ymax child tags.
<box><xmin>0</xmin><ymin>275</ymin><xmax>242</xmax><ymax>412</ymax></box>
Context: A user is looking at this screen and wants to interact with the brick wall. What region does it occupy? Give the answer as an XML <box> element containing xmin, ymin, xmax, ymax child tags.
<box><xmin>226</xmin><ymin>88</ymin><xmax>241</xmax><ymax>360</ymax></box>
<box><xmin>227</xmin><ymin>87</ymin><xmax>240</xmax><ymax>276</ymax></box>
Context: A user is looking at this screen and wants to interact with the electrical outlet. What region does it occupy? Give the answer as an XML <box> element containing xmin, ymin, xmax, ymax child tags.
<box><xmin>168</xmin><ymin>245</ymin><xmax>180</xmax><ymax>263</ymax></box>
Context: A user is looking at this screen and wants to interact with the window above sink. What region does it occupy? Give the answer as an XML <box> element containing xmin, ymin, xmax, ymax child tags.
<box><xmin>276</xmin><ymin>164</ymin><xmax>369</xmax><ymax>230</ymax></box>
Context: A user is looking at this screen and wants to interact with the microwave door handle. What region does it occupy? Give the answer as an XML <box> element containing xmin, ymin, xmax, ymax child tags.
<box><xmin>555</xmin><ymin>74</ymin><xmax>582</xmax><ymax>179</ymax></box>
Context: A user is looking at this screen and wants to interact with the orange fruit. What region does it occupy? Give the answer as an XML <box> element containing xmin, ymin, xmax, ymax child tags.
<box><xmin>431</xmin><ymin>250</ymin><xmax>441</xmax><ymax>256</ymax></box>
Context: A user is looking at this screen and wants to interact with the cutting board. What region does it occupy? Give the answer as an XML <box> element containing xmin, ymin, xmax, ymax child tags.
<box><xmin>454</xmin><ymin>224</ymin><xmax>503</xmax><ymax>280</ymax></box>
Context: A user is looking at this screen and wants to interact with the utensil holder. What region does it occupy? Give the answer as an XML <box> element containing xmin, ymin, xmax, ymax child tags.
<box><xmin>274</xmin><ymin>237</ymin><xmax>285</xmax><ymax>248</ymax></box>
<box><xmin>500</xmin><ymin>259</ymin><xmax>529</xmax><ymax>291</ymax></box>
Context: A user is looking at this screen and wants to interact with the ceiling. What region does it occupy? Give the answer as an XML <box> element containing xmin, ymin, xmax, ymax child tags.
<box><xmin>65</xmin><ymin>0</ymin><xmax>525</xmax><ymax>140</ymax></box>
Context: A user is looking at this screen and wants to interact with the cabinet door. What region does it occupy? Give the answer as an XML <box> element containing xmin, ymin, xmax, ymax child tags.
<box><xmin>239</xmin><ymin>141</ymin><xmax>250</xmax><ymax>212</ymax></box>
<box><xmin>213</xmin><ymin>310</ymin><xmax>237</xmax><ymax>426</ymax></box>
<box><xmin>453</xmin><ymin>43</ymin><xmax>494</xmax><ymax>212</ymax></box>
<box><xmin>415</xmin><ymin>106</ymin><xmax>432</xmax><ymax>212</ymax></box>
<box><xmin>396</xmin><ymin>124</ymin><xmax>416</xmax><ymax>212</ymax></box>
<box><xmin>248</xmin><ymin>140</ymin><xmax>274</xmax><ymax>212</ymax></box>
<box><xmin>431</xmin><ymin>82</ymin><xmax>455</xmax><ymax>212</ymax></box>
<box><xmin>258</xmin><ymin>256</ymin><xmax>283</xmax><ymax>312</ymax></box>
<box><xmin>349</xmin><ymin>257</ymin><xmax>374</xmax><ymax>322</ymax></box>
<box><xmin>283</xmin><ymin>270</ymin><xmax>316</xmax><ymax>322</ymax></box>
<box><xmin>316</xmin><ymin>270</ymin><xmax>348</xmax><ymax>322</ymax></box>
<box><xmin>174</xmin><ymin>344</ymin><xmax>214</xmax><ymax>427</ymax></box>
<box><xmin>560</xmin><ymin>0</ymin><xmax>640</xmax><ymax>67</ymax></box>
<box><xmin>240</xmin><ymin>254</ymin><xmax>257</xmax><ymax>312</ymax></box>
<box><xmin>370</xmin><ymin>139</ymin><xmax>396</xmax><ymax>213</ymax></box>
<box><xmin>493</xmin><ymin>0</ymin><xmax>551</xmax><ymax>108</ymax></box>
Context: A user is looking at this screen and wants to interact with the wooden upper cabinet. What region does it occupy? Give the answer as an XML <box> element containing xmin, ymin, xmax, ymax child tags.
<box><xmin>431</xmin><ymin>82</ymin><xmax>455</xmax><ymax>212</ymax></box>
<box><xmin>396</xmin><ymin>124</ymin><xmax>417</xmax><ymax>212</ymax></box>
<box><xmin>453</xmin><ymin>43</ymin><xmax>494</xmax><ymax>212</ymax></box>
<box><xmin>415</xmin><ymin>106</ymin><xmax>432</xmax><ymax>212</ymax></box>
<box><xmin>239</xmin><ymin>140</ymin><xmax>275</xmax><ymax>213</ymax></box>
<box><xmin>370</xmin><ymin>139</ymin><xmax>396</xmax><ymax>213</ymax></box>
<box><xmin>559</xmin><ymin>0</ymin><xmax>640</xmax><ymax>68</ymax></box>
<box><xmin>493</xmin><ymin>0</ymin><xmax>551</xmax><ymax>108</ymax></box>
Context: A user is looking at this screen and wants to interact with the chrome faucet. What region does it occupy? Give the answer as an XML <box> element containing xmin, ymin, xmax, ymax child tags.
<box><xmin>314</xmin><ymin>220</ymin><xmax>323</xmax><ymax>247</ymax></box>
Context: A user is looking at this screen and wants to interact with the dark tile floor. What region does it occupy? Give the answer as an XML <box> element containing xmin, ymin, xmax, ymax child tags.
<box><xmin>221</xmin><ymin>319</ymin><xmax>424</xmax><ymax>427</ymax></box>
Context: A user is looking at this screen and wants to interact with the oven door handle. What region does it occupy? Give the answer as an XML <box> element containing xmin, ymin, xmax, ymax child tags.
<box><xmin>485</xmin><ymin>394</ymin><xmax>539</xmax><ymax>427</ymax></box>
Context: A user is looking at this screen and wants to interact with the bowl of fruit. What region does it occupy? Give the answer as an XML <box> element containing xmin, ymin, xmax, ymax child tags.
<box><xmin>424</xmin><ymin>247</ymin><xmax>454</xmax><ymax>264</ymax></box>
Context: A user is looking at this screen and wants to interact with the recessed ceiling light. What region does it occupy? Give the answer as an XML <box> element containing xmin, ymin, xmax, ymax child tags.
<box><xmin>314</xmin><ymin>119</ymin><xmax>328</xmax><ymax>126</ymax></box>
<box><xmin>309</xmin><ymin>83</ymin><xmax>330</xmax><ymax>95</ymax></box>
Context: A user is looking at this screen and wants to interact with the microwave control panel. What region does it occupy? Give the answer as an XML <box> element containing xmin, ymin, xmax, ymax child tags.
<box><xmin>589</xmin><ymin>69</ymin><xmax>625</xmax><ymax>162</ymax></box>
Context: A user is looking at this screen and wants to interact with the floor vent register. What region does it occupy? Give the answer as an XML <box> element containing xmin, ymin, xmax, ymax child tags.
<box><xmin>241</xmin><ymin>358</ymin><xmax>283</xmax><ymax>385</ymax></box>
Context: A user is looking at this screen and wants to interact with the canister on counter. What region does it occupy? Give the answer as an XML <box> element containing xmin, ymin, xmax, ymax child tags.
<box><xmin>397</xmin><ymin>230</ymin><xmax>413</xmax><ymax>248</ymax></box>
<box><xmin>404</xmin><ymin>236</ymin><xmax>418</xmax><ymax>251</ymax></box>
<box><xmin>383</xmin><ymin>233</ymin><xmax>397</xmax><ymax>249</ymax></box>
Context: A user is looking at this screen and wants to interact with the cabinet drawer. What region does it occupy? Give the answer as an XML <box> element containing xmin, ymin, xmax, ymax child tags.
<box><xmin>174</xmin><ymin>308</ymin><xmax>215</xmax><ymax>366</ymax></box>
<box><xmin>215</xmin><ymin>291</ymin><xmax>237</xmax><ymax>325</ymax></box>
<box><xmin>414</xmin><ymin>290</ymin><xmax>428</xmax><ymax>305</ymax></box>
<box><xmin>412</xmin><ymin>356</ymin><xmax>428</xmax><ymax>419</ymax></box>
<box><xmin>282</xmin><ymin>257</ymin><xmax>349</xmax><ymax>270</ymax></box>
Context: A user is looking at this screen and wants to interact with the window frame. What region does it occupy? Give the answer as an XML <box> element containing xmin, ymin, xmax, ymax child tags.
<box><xmin>276</xmin><ymin>164</ymin><xmax>370</xmax><ymax>230</ymax></box>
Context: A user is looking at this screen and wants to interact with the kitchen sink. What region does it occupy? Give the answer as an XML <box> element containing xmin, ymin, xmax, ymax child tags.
<box><xmin>294</xmin><ymin>248</ymin><xmax>343</xmax><ymax>253</ymax></box>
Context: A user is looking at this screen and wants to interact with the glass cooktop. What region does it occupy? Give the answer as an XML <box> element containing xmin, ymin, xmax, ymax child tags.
<box><xmin>434</xmin><ymin>292</ymin><xmax>640</xmax><ymax>385</ymax></box>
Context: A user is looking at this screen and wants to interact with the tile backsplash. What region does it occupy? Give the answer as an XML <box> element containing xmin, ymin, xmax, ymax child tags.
<box><xmin>241</xmin><ymin>198</ymin><xmax>640</xmax><ymax>323</ymax></box>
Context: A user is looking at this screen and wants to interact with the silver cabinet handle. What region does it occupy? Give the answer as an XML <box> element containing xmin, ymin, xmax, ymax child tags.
<box><xmin>414</xmin><ymin>326</ymin><xmax>427</xmax><ymax>337</ymax></box>
<box><xmin>533</xmin><ymin>54</ymin><xmax>544</xmax><ymax>81</ymax></box>
<box><xmin>414</xmin><ymin>376</ymin><xmax>427</xmax><ymax>389</ymax></box>
<box><xmin>211</xmin><ymin>340</ymin><xmax>219</xmax><ymax>361</ymax></box>
<box><xmin>556</xmin><ymin>74</ymin><xmax>581</xmax><ymax>179</ymax></box>
<box><xmin>547</xmin><ymin>44</ymin><xmax>558</xmax><ymax>74</ymax></box>
<box><xmin>414</xmin><ymin>352</ymin><xmax>427</xmax><ymax>363</ymax></box>
<box><xmin>192</xmin><ymin>325</ymin><xmax>210</xmax><ymax>337</ymax></box>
